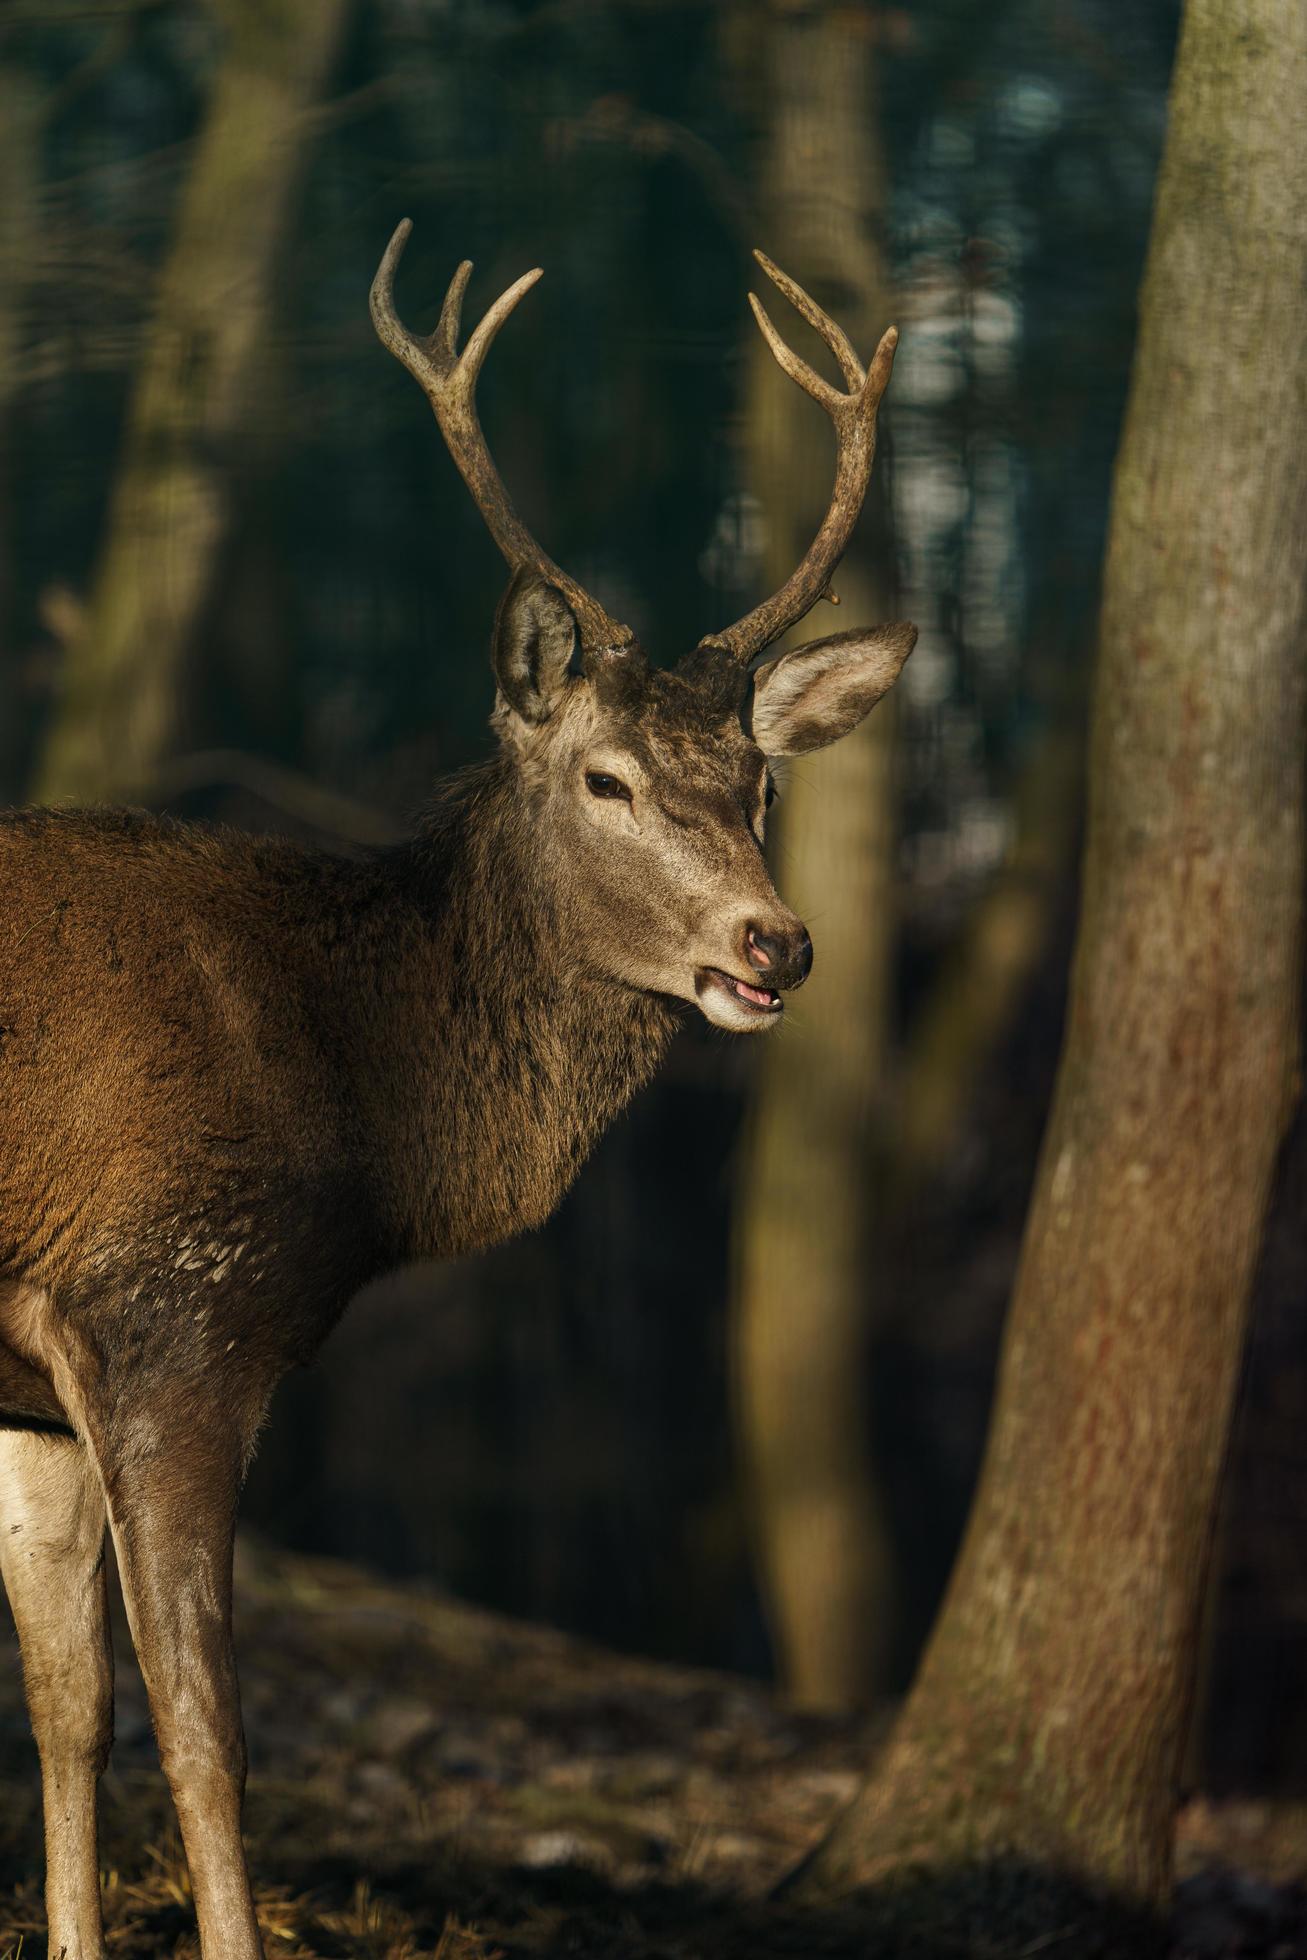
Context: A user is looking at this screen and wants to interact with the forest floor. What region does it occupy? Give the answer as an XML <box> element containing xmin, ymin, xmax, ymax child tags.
<box><xmin>0</xmin><ymin>1537</ymin><xmax>1304</xmax><ymax>1960</ymax></box>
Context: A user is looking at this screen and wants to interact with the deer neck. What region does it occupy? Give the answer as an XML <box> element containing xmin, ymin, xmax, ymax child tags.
<box><xmin>367</xmin><ymin>759</ymin><xmax>677</xmax><ymax>1262</ymax></box>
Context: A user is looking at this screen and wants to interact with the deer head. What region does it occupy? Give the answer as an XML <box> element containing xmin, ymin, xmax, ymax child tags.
<box><xmin>371</xmin><ymin>223</ymin><xmax>915</xmax><ymax>1033</ymax></box>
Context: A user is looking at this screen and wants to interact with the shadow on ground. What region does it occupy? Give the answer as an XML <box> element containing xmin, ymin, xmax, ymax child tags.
<box><xmin>0</xmin><ymin>1823</ymin><xmax>1174</xmax><ymax>1959</ymax></box>
<box><xmin>0</xmin><ymin>1538</ymin><xmax>1302</xmax><ymax>1957</ymax></box>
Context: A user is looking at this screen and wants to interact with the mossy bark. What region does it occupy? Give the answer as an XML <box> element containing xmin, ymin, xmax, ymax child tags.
<box><xmin>36</xmin><ymin>0</ymin><xmax>347</xmax><ymax>806</ymax></box>
<box><xmin>792</xmin><ymin>0</ymin><xmax>1307</xmax><ymax>1899</ymax></box>
<box><xmin>729</xmin><ymin>0</ymin><xmax>899</xmax><ymax>1711</ymax></box>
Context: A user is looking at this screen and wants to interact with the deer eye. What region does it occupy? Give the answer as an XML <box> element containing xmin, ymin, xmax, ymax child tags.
<box><xmin>764</xmin><ymin>774</ymin><xmax>778</xmax><ymax>809</ymax></box>
<box><xmin>585</xmin><ymin>770</ymin><xmax>632</xmax><ymax>802</ymax></box>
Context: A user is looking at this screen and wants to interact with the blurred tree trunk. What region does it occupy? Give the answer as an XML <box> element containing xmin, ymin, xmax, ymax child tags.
<box><xmin>35</xmin><ymin>0</ymin><xmax>348</xmax><ymax>806</ymax></box>
<box><xmin>0</xmin><ymin>63</ymin><xmax>39</xmax><ymax>802</ymax></box>
<box><xmin>729</xmin><ymin>1</ymin><xmax>898</xmax><ymax>1711</ymax></box>
<box><xmin>791</xmin><ymin>0</ymin><xmax>1307</xmax><ymax>1901</ymax></box>
<box><xmin>893</xmin><ymin>702</ymin><xmax>1084</xmax><ymax>1196</ymax></box>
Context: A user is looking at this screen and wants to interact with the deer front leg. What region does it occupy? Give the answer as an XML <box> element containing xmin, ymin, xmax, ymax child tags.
<box><xmin>0</xmin><ymin>1430</ymin><xmax>113</xmax><ymax>1960</ymax></box>
<box><xmin>93</xmin><ymin>1406</ymin><xmax>264</xmax><ymax>1960</ymax></box>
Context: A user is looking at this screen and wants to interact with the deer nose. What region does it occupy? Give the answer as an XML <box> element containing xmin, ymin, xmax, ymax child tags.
<box><xmin>745</xmin><ymin>923</ymin><xmax>813</xmax><ymax>989</ymax></box>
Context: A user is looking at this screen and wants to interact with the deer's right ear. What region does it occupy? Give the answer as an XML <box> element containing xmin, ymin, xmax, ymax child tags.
<box><xmin>491</xmin><ymin>572</ymin><xmax>580</xmax><ymax>727</ymax></box>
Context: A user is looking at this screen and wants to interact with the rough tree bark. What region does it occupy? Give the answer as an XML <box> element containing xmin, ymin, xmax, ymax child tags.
<box><xmin>36</xmin><ymin>0</ymin><xmax>348</xmax><ymax>806</ymax></box>
<box><xmin>792</xmin><ymin>0</ymin><xmax>1307</xmax><ymax>1901</ymax></box>
<box><xmin>729</xmin><ymin>0</ymin><xmax>899</xmax><ymax>1711</ymax></box>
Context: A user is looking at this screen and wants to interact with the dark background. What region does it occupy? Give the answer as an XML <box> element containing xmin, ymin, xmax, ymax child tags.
<box><xmin>4</xmin><ymin>0</ymin><xmax>1303</xmax><ymax>1794</ymax></box>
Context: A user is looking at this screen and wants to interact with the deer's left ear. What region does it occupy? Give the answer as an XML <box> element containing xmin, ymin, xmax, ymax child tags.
<box><xmin>747</xmin><ymin>622</ymin><xmax>917</xmax><ymax>757</ymax></box>
<box><xmin>491</xmin><ymin>571</ymin><xmax>579</xmax><ymax>726</ymax></box>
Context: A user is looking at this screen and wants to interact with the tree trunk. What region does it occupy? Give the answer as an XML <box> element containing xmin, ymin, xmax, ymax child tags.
<box><xmin>893</xmin><ymin>705</ymin><xmax>1084</xmax><ymax>1197</ymax></box>
<box><xmin>0</xmin><ymin>63</ymin><xmax>40</xmax><ymax>803</ymax></box>
<box><xmin>792</xmin><ymin>0</ymin><xmax>1307</xmax><ymax>1900</ymax></box>
<box><xmin>35</xmin><ymin>0</ymin><xmax>348</xmax><ymax>806</ymax></box>
<box><xmin>729</xmin><ymin>0</ymin><xmax>899</xmax><ymax>1711</ymax></box>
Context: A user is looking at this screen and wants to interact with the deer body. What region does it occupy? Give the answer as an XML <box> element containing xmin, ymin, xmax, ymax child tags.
<box><xmin>0</xmin><ymin>232</ymin><xmax>914</xmax><ymax>1958</ymax></box>
<box><xmin>0</xmin><ymin>777</ymin><xmax>674</xmax><ymax>1325</ymax></box>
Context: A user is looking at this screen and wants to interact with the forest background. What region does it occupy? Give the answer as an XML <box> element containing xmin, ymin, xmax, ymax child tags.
<box><xmin>2</xmin><ymin>0</ymin><xmax>1304</xmax><ymax>1828</ymax></box>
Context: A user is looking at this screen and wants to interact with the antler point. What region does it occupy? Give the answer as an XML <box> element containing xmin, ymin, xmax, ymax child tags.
<box><xmin>753</xmin><ymin>250</ymin><xmax>788</xmax><ymax>296</ymax></box>
<box><xmin>713</xmin><ymin>262</ymin><xmax>896</xmax><ymax>661</ymax></box>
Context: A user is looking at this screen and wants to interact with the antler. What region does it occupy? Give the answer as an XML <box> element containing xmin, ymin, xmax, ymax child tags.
<box><xmin>703</xmin><ymin>250</ymin><xmax>900</xmax><ymax>665</ymax></box>
<box><xmin>370</xmin><ymin>219</ymin><xmax>633</xmax><ymax>655</ymax></box>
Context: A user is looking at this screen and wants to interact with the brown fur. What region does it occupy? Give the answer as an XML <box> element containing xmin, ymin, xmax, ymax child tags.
<box><xmin>3</xmin><ymin>226</ymin><xmax>916</xmax><ymax>1955</ymax></box>
<box><xmin>0</xmin><ymin>780</ymin><xmax>677</xmax><ymax>1307</ymax></box>
<box><xmin>0</xmin><ymin>570</ymin><xmax>911</xmax><ymax>1958</ymax></box>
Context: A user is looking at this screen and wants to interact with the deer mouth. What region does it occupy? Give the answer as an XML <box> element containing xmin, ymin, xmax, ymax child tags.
<box><xmin>695</xmin><ymin>966</ymin><xmax>784</xmax><ymax>1025</ymax></box>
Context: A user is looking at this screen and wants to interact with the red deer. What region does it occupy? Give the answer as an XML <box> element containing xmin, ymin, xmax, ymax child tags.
<box><xmin>0</xmin><ymin>223</ymin><xmax>913</xmax><ymax>1958</ymax></box>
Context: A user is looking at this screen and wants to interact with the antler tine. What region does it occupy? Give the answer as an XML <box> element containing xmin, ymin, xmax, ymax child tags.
<box><xmin>747</xmin><ymin>294</ymin><xmax>845</xmax><ymax>418</ymax></box>
<box><xmin>702</xmin><ymin>251</ymin><xmax>901</xmax><ymax>666</ymax></box>
<box><xmin>433</xmin><ymin>257</ymin><xmax>473</xmax><ymax>363</ymax></box>
<box><xmin>369</xmin><ymin>217</ymin><xmax>423</xmax><ymax>365</ymax></box>
<box><xmin>753</xmin><ymin>249</ymin><xmax>865</xmax><ymax>392</ymax></box>
<box><xmin>370</xmin><ymin>220</ymin><xmax>633</xmax><ymax>654</ymax></box>
<box><xmin>459</xmin><ymin>265</ymin><xmax>544</xmax><ymax>383</ymax></box>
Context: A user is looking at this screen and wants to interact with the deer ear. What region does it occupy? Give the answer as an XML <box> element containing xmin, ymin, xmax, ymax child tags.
<box><xmin>491</xmin><ymin>572</ymin><xmax>580</xmax><ymax>726</ymax></box>
<box><xmin>747</xmin><ymin>622</ymin><xmax>917</xmax><ymax>757</ymax></box>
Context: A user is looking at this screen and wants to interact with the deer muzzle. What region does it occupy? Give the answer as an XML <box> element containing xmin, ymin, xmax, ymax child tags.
<box><xmin>692</xmin><ymin>916</ymin><xmax>813</xmax><ymax>1030</ymax></box>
